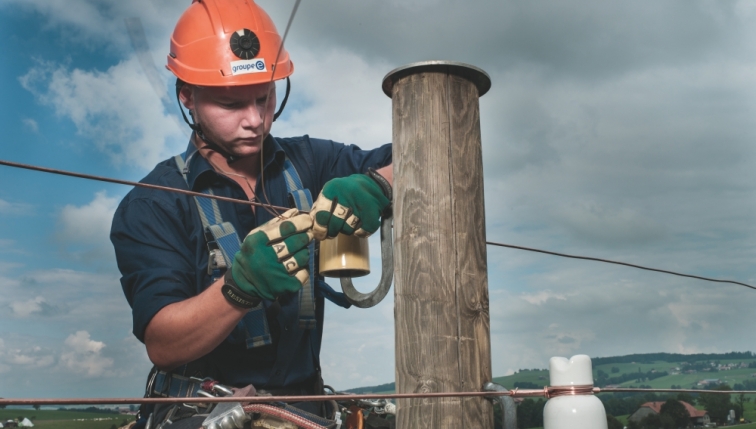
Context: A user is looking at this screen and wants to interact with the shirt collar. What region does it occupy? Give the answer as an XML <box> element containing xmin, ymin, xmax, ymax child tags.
<box><xmin>181</xmin><ymin>134</ymin><xmax>285</xmax><ymax>190</ymax></box>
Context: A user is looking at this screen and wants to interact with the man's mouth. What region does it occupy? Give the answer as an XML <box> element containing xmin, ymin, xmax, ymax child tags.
<box><xmin>237</xmin><ymin>137</ymin><xmax>261</xmax><ymax>144</ymax></box>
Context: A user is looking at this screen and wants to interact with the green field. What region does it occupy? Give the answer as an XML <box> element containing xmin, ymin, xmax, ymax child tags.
<box><xmin>0</xmin><ymin>409</ymin><xmax>134</xmax><ymax>429</ymax></box>
<box><xmin>492</xmin><ymin>359</ymin><xmax>756</xmax><ymax>390</ymax></box>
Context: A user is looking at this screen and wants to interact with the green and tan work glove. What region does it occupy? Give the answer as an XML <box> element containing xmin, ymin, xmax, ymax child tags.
<box><xmin>310</xmin><ymin>171</ymin><xmax>391</xmax><ymax>241</ymax></box>
<box><xmin>231</xmin><ymin>208</ymin><xmax>314</xmax><ymax>300</ymax></box>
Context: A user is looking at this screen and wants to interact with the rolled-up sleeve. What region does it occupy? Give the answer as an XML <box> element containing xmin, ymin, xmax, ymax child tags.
<box><xmin>310</xmin><ymin>138</ymin><xmax>392</xmax><ymax>185</ymax></box>
<box><xmin>110</xmin><ymin>196</ymin><xmax>196</xmax><ymax>343</ymax></box>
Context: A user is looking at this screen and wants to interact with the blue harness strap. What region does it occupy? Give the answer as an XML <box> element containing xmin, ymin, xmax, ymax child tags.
<box><xmin>281</xmin><ymin>158</ymin><xmax>351</xmax><ymax>328</ymax></box>
<box><xmin>282</xmin><ymin>158</ymin><xmax>318</xmax><ymax>330</ymax></box>
<box><xmin>174</xmin><ymin>151</ymin><xmax>272</xmax><ymax>349</ymax></box>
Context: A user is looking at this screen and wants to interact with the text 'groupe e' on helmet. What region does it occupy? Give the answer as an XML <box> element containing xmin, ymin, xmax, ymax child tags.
<box><xmin>167</xmin><ymin>0</ymin><xmax>294</xmax><ymax>87</ymax></box>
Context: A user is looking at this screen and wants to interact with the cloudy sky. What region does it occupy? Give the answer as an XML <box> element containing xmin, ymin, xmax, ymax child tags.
<box><xmin>1</xmin><ymin>0</ymin><xmax>755</xmax><ymax>399</ymax></box>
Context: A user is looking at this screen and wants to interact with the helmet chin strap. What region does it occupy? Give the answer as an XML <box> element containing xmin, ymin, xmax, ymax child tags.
<box><xmin>273</xmin><ymin>77</ymin><xmax>291</xmax><ymax>121</ymax></box>
<box><xmin>174</xmin><ymin>78</ymin><xmax>291</xmax><ymax>163</ymax></box>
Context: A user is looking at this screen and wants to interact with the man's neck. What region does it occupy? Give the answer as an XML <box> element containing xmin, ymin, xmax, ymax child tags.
<box><xmin>194</xmin><ymin>135</ymin><xmax>261</xmax><ymax>176</ymax></box>
<box><xmin>194</xmin><ymin>135</ymin><xmax>261</xmax><ymax>201</ymax></box>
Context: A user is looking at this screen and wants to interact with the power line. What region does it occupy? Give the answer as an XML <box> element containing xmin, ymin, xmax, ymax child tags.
<box><xmin>486</xmin><ymin>241</ymin><xmax>756</xmax><ymax>290</ymax></box>
<box><xmin>0</xmin><ymin>386</ymin><xmax>751</xmax><ymax>406</ymax></box>
<box><xmin>1</xmin><ymin>158</ymin><xmax>753</xmax><ymax>290</ymax></box>
<box><xmin>0</xmin><ymin>159</ymin><xmax>290</xmax><ymax>213</ymax></box>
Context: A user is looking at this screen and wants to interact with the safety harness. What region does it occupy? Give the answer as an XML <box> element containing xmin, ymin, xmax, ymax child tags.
<box><xmin>173</xmin><ymin>146</ymin><xmax>349</xmax><ymax>349</ymax></box>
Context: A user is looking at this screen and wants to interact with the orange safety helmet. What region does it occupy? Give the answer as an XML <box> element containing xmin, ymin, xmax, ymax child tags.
<box><xmin>167</xmin><ymin>0</ymin><xmax>294</xmax><ymax>87</ymax></box>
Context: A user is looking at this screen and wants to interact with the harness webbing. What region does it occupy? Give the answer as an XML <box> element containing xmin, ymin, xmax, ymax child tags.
<box><xmin>174</xmin><ymin>151</ymin><xmax>272</xmax><ymax>348</ymax></box>
<box><xmin>282</xmin><ymin>158</ymin><xmax>317</xmax><ymax>330</ymax></box>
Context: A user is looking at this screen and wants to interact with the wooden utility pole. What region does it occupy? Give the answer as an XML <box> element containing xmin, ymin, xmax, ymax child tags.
<box><xmin>383</xmin><ymin>61</ymin><xmax>493</xmax><ymax>428</ymax></box>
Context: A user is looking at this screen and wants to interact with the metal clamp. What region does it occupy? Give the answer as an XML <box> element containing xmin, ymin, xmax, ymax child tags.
<box><xmin>202</xmin><ymin>402</ymin><xmax>249</xmax><ymax>429</ymax></box>
<box><xmin>340</xmin><ymin>213</ymin><xmax>393</xmax><ymax>308</ymax></box>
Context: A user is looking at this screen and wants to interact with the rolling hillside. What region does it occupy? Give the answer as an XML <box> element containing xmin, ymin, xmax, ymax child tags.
<box><xmin>348</xmin><ymin>351</ymin><xmax>756</xmax><ymax>393</ymax></box>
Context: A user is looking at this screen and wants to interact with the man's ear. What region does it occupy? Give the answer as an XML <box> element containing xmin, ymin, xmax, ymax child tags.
<box><xmin>178</xmin><ymin>84</ymin><xmax>195</xmax><ymax>110</ymax></box>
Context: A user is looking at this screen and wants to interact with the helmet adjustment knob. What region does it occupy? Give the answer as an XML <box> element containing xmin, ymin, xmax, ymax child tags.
<box><xmin>230</xmin><ymin>29</ymin><xmax>260</xmax><ymax>60</ymax></box>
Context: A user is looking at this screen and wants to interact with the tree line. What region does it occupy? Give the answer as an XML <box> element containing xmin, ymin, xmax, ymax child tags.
<box><xmin>592</xmin><ymin>351</ymin><xmax>753</xmax><ymax>366</ymax></box>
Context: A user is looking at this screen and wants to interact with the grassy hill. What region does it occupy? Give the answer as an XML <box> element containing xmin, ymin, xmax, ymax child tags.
<box><xmin>348</xmin><ymin>351</ymin><xmax>756</xmax><ymax>393</ymax></box>
<box><xmin>492</xmin><ymin>352</ymin><xmax>756</xmax><ymax>391</ymax></box>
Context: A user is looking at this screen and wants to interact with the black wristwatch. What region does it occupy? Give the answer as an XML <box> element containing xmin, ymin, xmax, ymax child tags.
<box><xmin>366</xmin><ymin>168</ymin><xmax>392</xmax><ymax>201</ymax></box>
<box><xmin>221</xmin><ymin>269</ymin><xmax>262</xmax><ymax>309</ymax></box>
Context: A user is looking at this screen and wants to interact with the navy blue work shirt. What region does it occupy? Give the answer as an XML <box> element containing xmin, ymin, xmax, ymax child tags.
<box><xmin>110</xmin><ymin>134</ymin><xmax>391</xmax><ymax>389</ymax></box>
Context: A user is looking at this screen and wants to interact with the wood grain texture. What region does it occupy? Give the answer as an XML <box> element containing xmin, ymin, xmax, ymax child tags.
<box><xmin>447</xmin><ymin>74</ymin><xmax>493</xmax><ymax>427</ymax></box>
<box><xmin>392</xmin><ymin>69</ymin><xmax>493</xmax><ymax>428</ymax></box>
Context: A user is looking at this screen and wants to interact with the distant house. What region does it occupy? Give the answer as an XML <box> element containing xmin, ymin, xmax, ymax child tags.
<box><xmin>697</xmin><ymin>378</ymin><xmax>720</xmax><ymax>386</ymax></box>
<box><xmin>629</xmin><ymin>401</ymin><xmax>710</xmax><ymax>427</ymax></box>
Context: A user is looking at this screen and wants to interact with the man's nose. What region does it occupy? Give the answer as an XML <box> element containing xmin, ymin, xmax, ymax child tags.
<box><xmin>241</xmin><ymin>102</ymin><xmax>265</xmax><ymax>128</ymax></box>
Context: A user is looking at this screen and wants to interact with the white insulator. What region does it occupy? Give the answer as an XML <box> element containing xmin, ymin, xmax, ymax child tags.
<box><xmin>543</xmin><ymin>354</ymin><xmax>607</xmax><ymax>429</ymax></box>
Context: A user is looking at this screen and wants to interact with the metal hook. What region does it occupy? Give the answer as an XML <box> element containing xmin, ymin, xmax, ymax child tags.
<box><xmin>340</xmin><ymin>212</ymin><xmax>393</xmax><ymax>308</ymax></box>
<box><xmin>483</xmin><ymin>382</ymin><xmax>517</xmax><ymax>429</ymax></box>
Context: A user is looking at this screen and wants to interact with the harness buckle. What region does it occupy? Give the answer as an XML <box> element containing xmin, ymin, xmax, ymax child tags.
<box><xmin>205</xmin><ymin>229</ymin><xmax>228</xmax><ymax>276</ymax></box>
<box><xmin>207</xmin><ymin>247</ymin><xmax>227</xmax><ymax>275</ymax></box>
<box><xmin>190</xmin><ymin>376</ymin><xmax>235</xmax><ymax>397</ymax></box>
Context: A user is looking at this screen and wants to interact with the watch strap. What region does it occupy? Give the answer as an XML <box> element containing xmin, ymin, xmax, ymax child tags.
<box><xmin>366</xmin><ymin>168</ymin><xmax>392</xmax><ymax>201</ymax></box>
<box><xmin>221</xmin><ymin>269</ymin><xmax>262</xmax><ymax>309</ymax></box>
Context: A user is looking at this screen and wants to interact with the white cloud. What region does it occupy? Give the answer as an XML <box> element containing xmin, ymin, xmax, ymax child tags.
<box><xmin>22</xmin><ymin>118</ymin><xmax>39</xmax><ymax>133</ymax></box>
<box><xmin>58</xmin><ymin>191</ymin><xmax>118</xmax><ymax>244</ymax></box>
<box><xmin>320</xmin><ymin>295</ymin><xmax>395</xmax><ymax>389</ymax></box>
<box><xmin>55</xmin><ymin>191</ymin><xmax>121</xmax><ymax>265</ymax></box>
<box><xmin>0</xmin><ymin>198</ymin><xmax>32</xmax><ymax>216</ymax></box>
<box><xmin>273</xmin><ymin>48</ymin><xmax>392</xmax><ymax>149</ymax></box>
<box><xmin>556</xmin><ymin>201</ymin><xmax>666</xmax><ymax>246</ymax></box>
<box><xmin>19</xmin><ymin>57</ymin><xmax>184</xmax><ymax>170</ymax></box>
<box><xmin>0</xmin><ymin>339</ymin><xmax>7</xmax><ymax>374</ymax></box>
<box><xmin>0</xmin><ymin>340</ymin><xmax>55</xmax><ymax>371</ymax></box>
<box><xmin>520</xmin><ymin>290</ymin><xmax>568</xmax><ymax>306</ymax></box>
<box><xmin>59</xmin><ymin>330</ymin><xmax>114</xmax><ymax>377</ymax></box>
<box><xmin>0</xmin><ymin>0</ymin><xmax>183</xmax><ymax>55</ymax></box>
<box><xmin>10</xmin><ymin>296</ymin><xmax>51</xmax><ymax>317</ymax></box>
<box><xmin>23</xmin><ymin>268</ymin><xmax>117</xmax><ymax>287</ymax></box>
<box><xmin>0</xmin><ymin>256</ymin><xmax>23</xmax><ymax>273</ymax></box>
<box><xmin>6</xmin><ymin>350</ymin><xmax>55</xmax><ymax>368</ymax></box>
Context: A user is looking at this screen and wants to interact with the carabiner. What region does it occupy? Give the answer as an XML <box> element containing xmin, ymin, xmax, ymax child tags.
<box><xmin>341</xmin><ymin>212</ymin><xmax>393</xmax><ymax>308</ymax></box>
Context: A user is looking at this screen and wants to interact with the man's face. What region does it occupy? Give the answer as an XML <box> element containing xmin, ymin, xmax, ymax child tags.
<box><xmin>180</xmin><ymin>82</ymin><xmax>277</xmax><ymax>158</ymax></box>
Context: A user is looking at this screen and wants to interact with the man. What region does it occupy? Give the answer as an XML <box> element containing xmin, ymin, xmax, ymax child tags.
<box><xmin>110</xmin><ymin>0</ymin><xmax>392</xmax><ymax>427</ymax></box>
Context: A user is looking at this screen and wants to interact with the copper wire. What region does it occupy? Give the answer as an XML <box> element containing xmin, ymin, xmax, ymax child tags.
<box><xmin>0</xmin><ymin>391</ymin><xmax>506</xmax><ymax>406</ymax></box>
<box><xmin>545</xmin><ymin>385</ymin><xmax>595</xmax><ymax>398</ymax></box>
<box><xmin>0</xmin><ymin>159</ymin><xmax>292</xmax><ymax>213</ymax></box>
<box><xmin>486</xmin><ymin>242</ymin><xmax>756</xmax><ymax>290</ymax></box>
<box><xmin>3</xmin><ymin>387</ymin><xmax>754</xmax><ymax>406</ymax></box>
